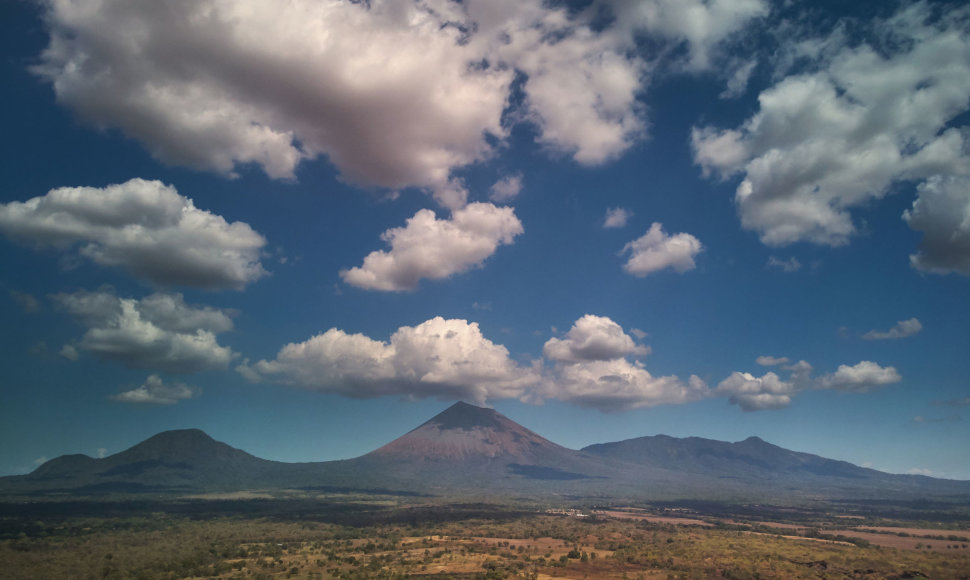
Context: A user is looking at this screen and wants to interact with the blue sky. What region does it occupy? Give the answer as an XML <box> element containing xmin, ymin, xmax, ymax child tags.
<box><xmin>1</xmin><ymin>0</ymin><xmax>968</xmax><ymax>480</ymax></box>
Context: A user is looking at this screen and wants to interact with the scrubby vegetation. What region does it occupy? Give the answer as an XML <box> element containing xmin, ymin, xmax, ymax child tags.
<box><xmin>2</xmin><ymin>498</ymin><xmax>968</xmax><ymax>579</ymax></box>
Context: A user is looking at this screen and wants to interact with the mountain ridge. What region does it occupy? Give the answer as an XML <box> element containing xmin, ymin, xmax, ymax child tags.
<box><xmin>581</xmin><ymin>433</ymin><xmax>887</xmax><ymax>481</ymax></box>
<box><xmin>3</xmin><ymin>402</ymin><xmax>968</xmax><ymax>500</ymax></box>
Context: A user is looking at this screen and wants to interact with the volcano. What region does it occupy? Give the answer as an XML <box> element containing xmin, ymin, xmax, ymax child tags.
<box><xmin>14</xmin><ymin>429</ymin><xmax>297</xmax><ymax>494</ymax></box>
<box><xmin>350</xmin><ymin>402</ymin><xmax>618</xmax><ymax>490</ymax></box>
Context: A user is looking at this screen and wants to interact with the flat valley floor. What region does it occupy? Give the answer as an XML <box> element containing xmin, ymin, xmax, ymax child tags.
<box><xmin>2</xmin><ymin>496</ymin><xmax>969</xmax><ymax>579</ymax></box>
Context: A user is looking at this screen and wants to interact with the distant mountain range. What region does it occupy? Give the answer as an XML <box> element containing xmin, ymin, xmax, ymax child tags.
<box><xmin>3</xmin><ymin>402</ymin><xmax>968</xmax><ymax>502</ymax></box>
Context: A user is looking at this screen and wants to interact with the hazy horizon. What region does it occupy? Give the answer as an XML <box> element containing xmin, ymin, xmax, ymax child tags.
<box><xmin>17</xmin><ymin>400</ymin><xmax>970</xmax><ymax>482</ymax></box>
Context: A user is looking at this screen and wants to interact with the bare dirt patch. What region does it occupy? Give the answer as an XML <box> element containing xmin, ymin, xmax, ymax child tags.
<box><xmin>741</xmin><ymin>531</ymin><xmax>856</xmax><ymax>547</ymax></box>
<box><xmin>749</xmin><ymin>520</ymin><xmax>808</xmax><ymax>533</ymax></box>
<box><xmin>594</xmin><ymin>509</ymin><xmax>713</xmax><ymax>527</ymax></box>
<box><xmin>856</xmin><ymin>526</ymin><xmax>970</xmax><ymax>537</ymax></box>
<box><xmin>832</xmin><ymin>529</ymin><xmax>970</xmax><ymax>551</ymax></box>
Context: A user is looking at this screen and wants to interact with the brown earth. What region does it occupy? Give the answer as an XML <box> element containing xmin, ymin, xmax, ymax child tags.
<box><xmin>593</xmin><ymin>509</ymin><xmax>714</xmax><ymax>526</ymax></box>
<box><xmin>830</xmin><ymin>529</ymin><xmax>970</xmax><ymax>551</ymax></box>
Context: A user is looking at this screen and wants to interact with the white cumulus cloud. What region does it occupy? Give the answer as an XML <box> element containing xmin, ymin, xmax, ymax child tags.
<box><xmin>538</xmin><ymin>314</ymin><xmax>705</xmax><ymax>411</ymax></box>
<box><xmin>340</xmin><ymin>203</ymin><xmax>523</xmax><ymax>291</ymax></box>
<box><xmin>543</xmin><ymin>314</ymin><xmax>650</xmax><ymax>363</ymax></box>
<box><xmin>715</xmin><ymin>371</ymin><xmax>795</xmax><ymax>411</ymax></box>
<box><xmin>542</xmin><ymin>358</ymin><xmax>708</xmax><ymax>412</ymax></box>
<box><xmin>621</xmin><ymin>222</ymin><xmax>703</xmax><ymax>276</ymax></box>
<box><xmin>239</xmin><ymin>316</ymin><xmax>539</xmax><ymax>405</ymax></box>
<box><xmin>904</xmin><ymin>176</ymin><xmax>970</xmax><ymax>276</ymax></box>
<box><xmin>692</xmin><ymin>3</ymin><xmax>970</xmax><ymax>248</ymax></box>
<box><xmin>0</xmin><ymin>179</ymin><xmax>267</xmax><ymax>289</ymax></box>
<box><xmin>111</xmin><ymin>374</ymin><xmax>197</xmax><ymax>405</ymax></box>
<box><xmin>817</xmin><ymin>361</ymin><xmax>902</xmax><ymax>393</ymax></box>
<box><xmin>718</xmin><ymin>358</ymin><xmax>899</xmax><ymax>410</ymax></box>
<box><xmin>53</xmin><ymin>289</ymin><xmax>234</xmax><ymax>373</ymax></box>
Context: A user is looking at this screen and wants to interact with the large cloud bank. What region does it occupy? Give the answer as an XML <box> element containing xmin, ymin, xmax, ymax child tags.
<box><xmin>242</xmin><ymin>312</ymin><xmax>903</xmax><ymax>412</ymax></box>
<box><xmin>693</xmin><ymin>3</ymin><xmax>970</xmax><ymax>273</ymax></box>
<box><xmin>35</xmin><ymin>0</ymin><xmax>766</xmax><ymax>201</ymax></box>
<box><xmin>241</xmin><ymin>313</ymin><xmax>709</xmax><ymax>412</ymax></box>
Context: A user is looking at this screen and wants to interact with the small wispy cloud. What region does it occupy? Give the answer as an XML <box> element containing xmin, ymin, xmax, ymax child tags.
<box><xmin>603</xmin><ymin>207</ymin><xmax>633</xmax><ymax>229</ymax></box>
<box><xmin>719</xmin><ymin>59</ymin><xmax>757</xmax><ymax>99</ymax></box>
<box><xmin>28</xmin><ymin>342</ymin><xmax>49</xmax><ymax>356</ymax></box>
<box><xmin>932</xmin><ymin>397</ymin><xmax>970</xmax><ymax>408</ymax></box>
<box><xmin>913</xmin><ymin>414</ymin><xmax>962</xmax><ymax>424</ymax></box>
<box><xmin>9</xmin><ymin>290</ymin><xmax>40</xmax><ymax>313</ymax></box>
<box><xmin>862</xmin><ymin>318</ymin><xmax>922</xmax><ymax>340</ymax></box>
<box><xmin>111</xmin><ymin>375</ymin><xmax>198</xmax><ymax>405</ymax></box>
<box><xmin>756</xmin><ymin>355</ymin><xmax>790</xmax><ymax>366</ymax></box>
<box><xmin>766</xmin><ymin>256</ymin><xmax>802</xmax><ymax>272</ymax></box>
<box><xmin>489</xmin><ymin>174</ymin><xmax>523</xmax><ymax>203</ymax></box>
<box><xmin>59</xmin><ymin>344</ymin><xmax>79</xmax><ymax>361</ymax></box>
<box><xmin>907</xmin><ymin>467</ymin><xmax>944</xmax><ymax>478</ymax></box>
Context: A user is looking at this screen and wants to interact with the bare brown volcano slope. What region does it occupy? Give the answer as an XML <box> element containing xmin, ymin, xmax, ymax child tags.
<box><xmin>366</xmin><ymin>402</ymin><xmax>575</xmax><ymax>463</ymax></box>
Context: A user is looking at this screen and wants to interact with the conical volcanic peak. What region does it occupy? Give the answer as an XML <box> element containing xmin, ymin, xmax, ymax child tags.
<box><xmin>367</xmin><ymin>402</ymin><xmax>571</xmax><ymax>462</ymax></box>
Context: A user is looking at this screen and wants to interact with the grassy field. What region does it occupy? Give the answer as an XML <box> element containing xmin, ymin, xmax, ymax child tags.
<box><xmin>2</xmin><ymin>497</ymin><xmax>968</xmax><ymax>579</ymax></box>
